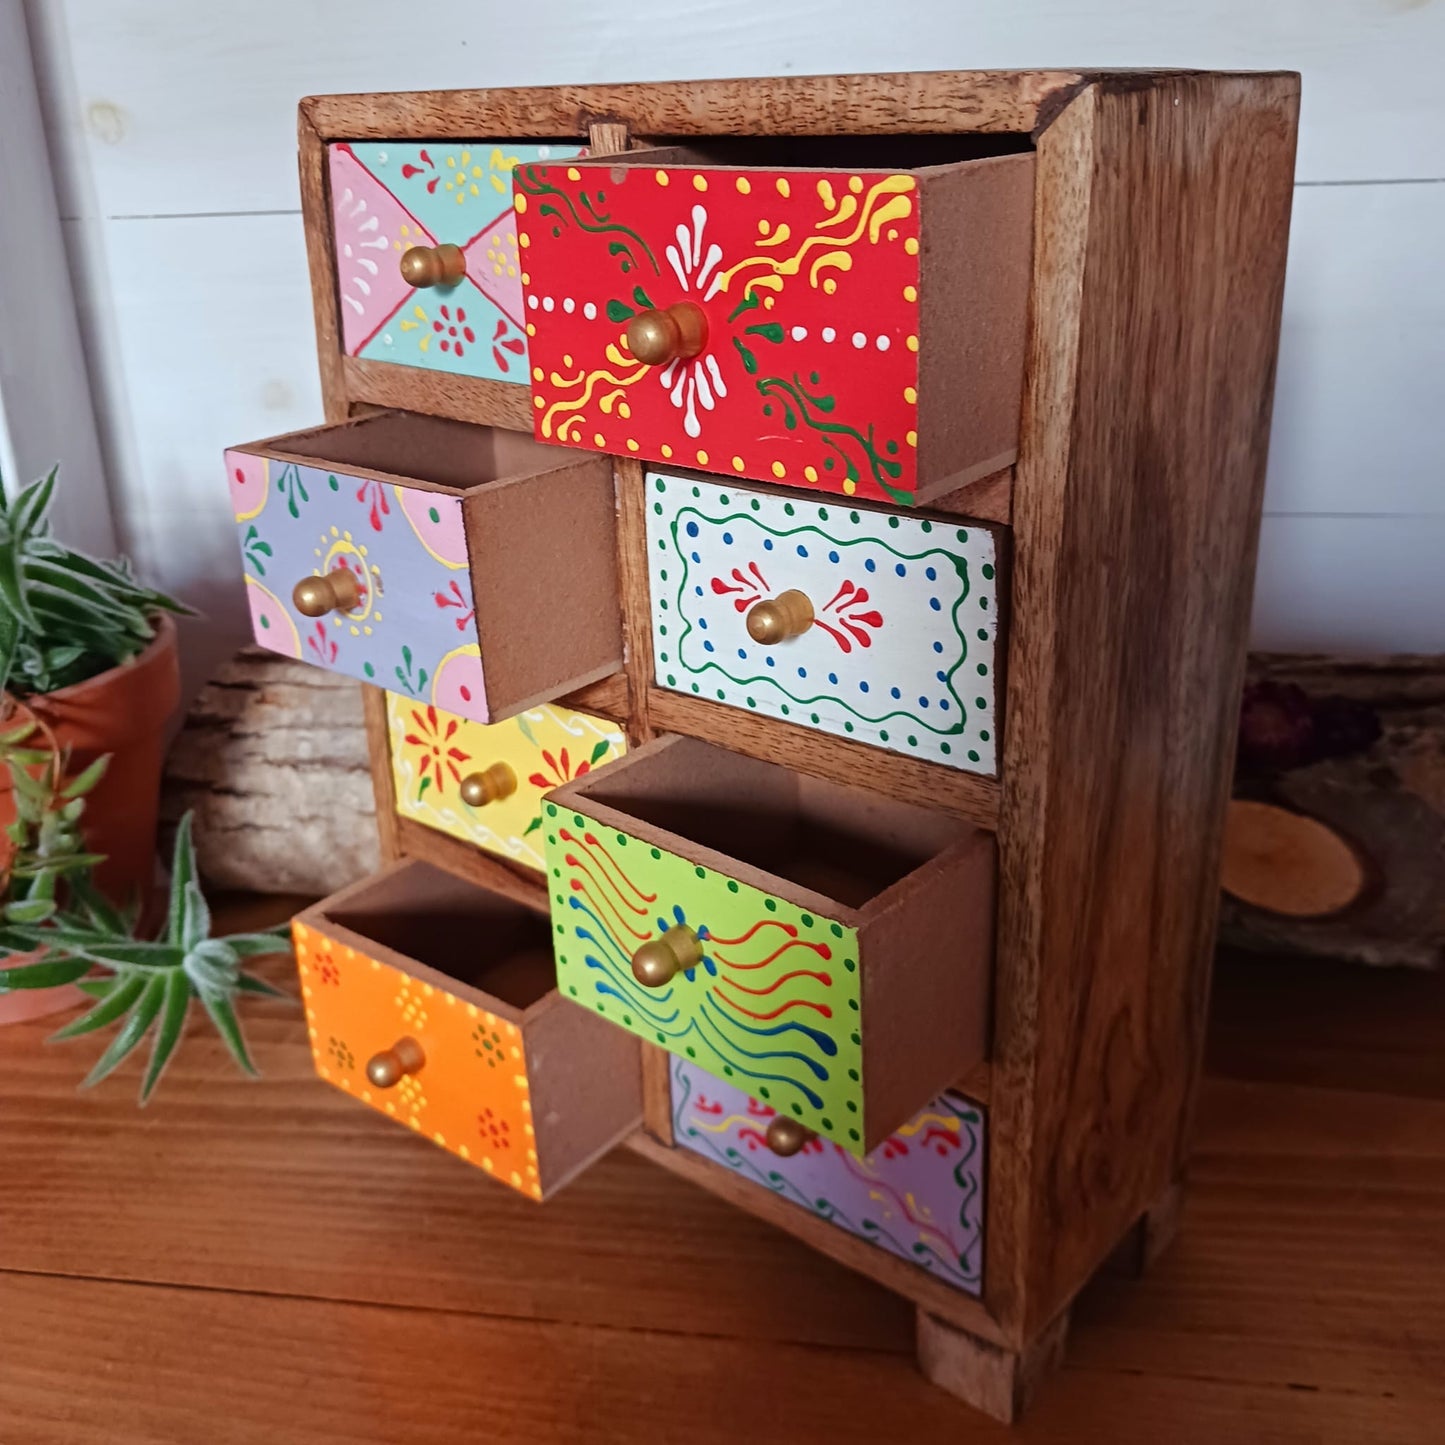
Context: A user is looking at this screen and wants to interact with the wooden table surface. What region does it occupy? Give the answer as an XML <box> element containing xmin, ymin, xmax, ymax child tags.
<box><xmin>1</xmin><ymin>899</ymin><xmax>1442</xmax><ymax>1444</ymax></box>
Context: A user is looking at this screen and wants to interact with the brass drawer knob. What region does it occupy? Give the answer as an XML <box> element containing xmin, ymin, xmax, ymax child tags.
<box><xmin>766</xmin><ymin>1117</ymin><xmax>817</xmax><ymax>1157</ymax></box>
<box><xmin>292</xmin><ymin>567</ymin><xmax>361</xmax><ymax>618</ymax></box>
<box><xmin>746</xmin><ymin>589</ymin><xmax>815</xmax><ymax>645</ymax></box>
<box><xmin>399</xmin><ymin>243</ymin><xmax>466</xmax><ymax>289</ymax></box>
<box><xmin>458</xmin><ymin>762</ymin><xmax>517</xmax><ymax>808</ymax></box>
<box><xmin>626</xmin><ymin>301</ymin><xmax>709</xmax><ymax>366</ymax></box>
<box><xmin>365</xmin><ymin>1036</ymin><xmax>425</xmax><ymax>1088</ymax></box>
<box><xmin>630</xmin><ymin>923</ymin><xmax>703</xmax><ymax>988</ymax></box>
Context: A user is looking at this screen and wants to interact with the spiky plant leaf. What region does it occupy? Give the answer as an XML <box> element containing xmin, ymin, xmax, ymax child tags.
<box><xmin>180</xmin><ymin>879</ymin><xmax>211</xmax><ymax>954</ymax></box>
<box><xmin>236</xmin><ymin>972</ymin><xmax>292</xmax><ymax>1000</ymax></box>
<box><xmin>60</xmin><ymin>754</ymin><xmax>109</xmax><ymax>800</ymax></box>
<box><xmin>49</xmin><ymin>972</ymin><xmax>147</xmax><ymax>1039</ymax></box>
<box><xmin>166</xmin><ymin>813</ymin><xmax>197</xmax><ymax>948</ymax></box>
<box><xmin>79</xmin><ymin>972</ymin><xmax>166</xmax><ymax>1090</ymax></box>
<box><xmin>0</xmin><ymin>955</ymin><xmax>92</xmax><ymax>990</ymax></box>
<box><xmin>197</xmin><ymin>991</ymin><xmax>257</xmax><ymax>1078</ymax></box>
<box><xmin>139</xmin><ymin>969</ymin><xmax>191</xmax><ymax>1105</ymax></box>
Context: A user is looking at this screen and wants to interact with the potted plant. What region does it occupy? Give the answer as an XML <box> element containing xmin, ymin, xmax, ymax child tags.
<box><xmin>0</xmin><ymin>710</ymin><xmax>288</xmax><ymax>1093</ymax></box>
<box><xmin>0</xmin><ymin>467</ymin><xmax>187</xmax><ymax>911</ymax></box>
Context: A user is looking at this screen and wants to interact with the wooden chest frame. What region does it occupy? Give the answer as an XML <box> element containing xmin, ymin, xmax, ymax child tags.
<box><xmin>296</xmin><ymin>68</ymin><xmax>1299</xmax><ymax>1420</ymax></box>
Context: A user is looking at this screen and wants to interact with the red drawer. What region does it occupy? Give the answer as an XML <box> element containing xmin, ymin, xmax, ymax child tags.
<box><xmin>516</xmin><ymin>145</ymin><xmax>1034</xmax><ymax>506</ymax></box>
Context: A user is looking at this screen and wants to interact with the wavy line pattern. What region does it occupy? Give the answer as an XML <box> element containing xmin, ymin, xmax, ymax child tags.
<box><xmin>543</xmin><ymin>801</ymin><xmax>866</xmax><ymax>1150</ymax></box>
<box><xmin>670</xmin><ymin>1056</ymin><xmax>984</xmax><ymax>1295</ymax></box>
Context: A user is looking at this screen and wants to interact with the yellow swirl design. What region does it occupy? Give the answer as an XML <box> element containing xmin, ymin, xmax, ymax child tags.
<box><xmin>715</xmin><ymin>174</ymin><xmax>916</xmax><ymax>300</ymax></box>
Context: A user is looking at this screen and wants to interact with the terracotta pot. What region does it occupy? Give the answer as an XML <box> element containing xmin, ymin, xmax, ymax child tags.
<box><xmin>1</xmin><ymin>614</ymin><xmax>180</xmax><ymax>908</ymax></box>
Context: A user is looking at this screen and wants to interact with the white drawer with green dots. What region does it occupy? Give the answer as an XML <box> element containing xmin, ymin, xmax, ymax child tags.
<box><xmin>644</xmin><ymin>472</ymin><xmax>1001</xmax><ymax>774</ymax></box>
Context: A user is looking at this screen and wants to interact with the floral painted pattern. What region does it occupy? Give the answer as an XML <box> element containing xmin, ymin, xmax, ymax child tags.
<box><xmin>330</xmin><ymin>141</ymin><xmax>583</xmax><ymax>383</ymax></box>
<box><xmin>647</xmin><ymin>473</ymin><xmax>1000</xmax><ymax>773</ymax></box>
<box><xmin>386</xmin><ymin>693</ymin><xmax>626</xmax><ymax>871</ymax></box>
<box><xmin>672</xmin><ymin>1056</ymin><xmax>985</xmax><ymax>1294</ymax></box>
<box><xmin>517</xmin><ymin>161</ymin><xmax>921</xmax><ymax>503</ymax></box>
<box><xmin>226</xmin><ymin>448</ymin><xmax>496</xmax><ymax>724</ymax></box>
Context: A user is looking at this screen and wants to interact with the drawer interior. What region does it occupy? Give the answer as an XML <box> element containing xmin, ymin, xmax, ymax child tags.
<box><xmin>599</xmin><ymin>134</ymin><xmax>1030</xmax><ymax>174</ymax></box>
<box><xmin>573</xmin><ymin>735</ymin><xmax>970</xmax><ymax>910</ymax></box>
<box><xmin>323</xmin><ymin>860</ymin><xmax>554</xmax><ymax>1009</ymax></box>
<box><xmin>260</xmin><ymin>411</ymin><xmax>562</xmax><ymax>493</ymax></box>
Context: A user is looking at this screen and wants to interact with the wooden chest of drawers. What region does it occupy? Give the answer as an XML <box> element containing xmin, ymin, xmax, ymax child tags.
<box><xmin>225</xmin><ymin>68</ymin><xmax>1299</xmax><ymax>1421</ymax></box>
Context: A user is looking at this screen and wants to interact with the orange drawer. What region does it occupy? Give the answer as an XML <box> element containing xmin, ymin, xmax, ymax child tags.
<box><xmin>517</xmin><ymin>143</ymin><xmax>1034</xmax><ymax>506</ymax></box>
<box><xmin>294</xmin><ymin>860</ymin><xmax>642</xmax><ymax>1198</ymax></box>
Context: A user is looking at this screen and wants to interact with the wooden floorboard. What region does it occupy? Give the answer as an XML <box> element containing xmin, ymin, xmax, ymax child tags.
<box><xmin>0</xmin><ymin>902</ymin><xmax>1441</xmax><ymax>1441</ymax></box>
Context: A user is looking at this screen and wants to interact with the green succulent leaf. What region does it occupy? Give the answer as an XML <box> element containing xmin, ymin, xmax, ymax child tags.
<box><xmin>0</xmin><ymin>955</ymin><xmax>92</xmax><ymax>991</ymax></box>
<box><xmin>166</xmin><ymin>813</ymin><xmax>197</xmax><ymax>947</ymax></box>
<box><xmin>180</xmin><ymin>879</ymin><xmax>211</xmax><ymax>954</ymax></box>
<box><xmin>49</xmin><ymin>971</ymin><xmax>147</xmax><ymax>1039</ymax></box>
<box><xmin>225</xmin><ymin>929</ymin><xmax>292</xmax><ymax>958</ymax></box>
<box><xmin>3</xmin><ymin>897</ymin><xmax>56</xmax><ymax>924</ymax></box>
<box><xmin>60</xmin><ymin>754</ymin><xmax>110</xmax><ymax>799</ymax></box>
<box><xmin>198</xmin><ymin>991</ymin><xmax>258</xmax><ymax>1078</ymax></box>
<box><xmin>9</xmin><ymin>467</ymin><xmax>57</xmax><ymax>541</ymax></box>
<box><xmin>79</xmin><ymin>972</ymin><xmax>166</xmax><ymax>1090</ymax></box>
<box><xmin>138</xmin><ymin>969</ymin><xmax>191</xmax><ymax>1105</ymax></box>
<box><xmin>236</xmin><ymin>972</ymin><xmax>293</xmax><ymax>1000</ymax></box>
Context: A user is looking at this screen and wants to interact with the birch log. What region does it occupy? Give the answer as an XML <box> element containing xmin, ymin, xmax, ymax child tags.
<box><xmin>160</xmin><ymin>648</ymin><xmax>379</xmax><ymax>895</ymax></box>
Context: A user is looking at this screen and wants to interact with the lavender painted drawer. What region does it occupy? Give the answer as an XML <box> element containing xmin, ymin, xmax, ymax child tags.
<box><xmin>226</xmin><ymin>409</ymin><xmax>620</xmax><ymax>723</ymax></box>
<box><xmin>646</xmin><ymin>472</ymin><xmax>1001</xmax><ymax>774</ymax></box>
<box><xmin>330</xmin><ymin>139</ymin><xmax>583</xmax><ymax>385</ymax></box>
<box><xmin>670</xmin><ymin>1055</ymin><xmax>985</xmax><ymax>1294</ymax></box>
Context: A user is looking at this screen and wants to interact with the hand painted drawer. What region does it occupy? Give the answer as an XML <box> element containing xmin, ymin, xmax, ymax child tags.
<box><xmin>227</xmin><ymin>409</ymin><xmax>619</xmax><ymax>722</ymax></box>
<box><xmin>330</xmin><ymin>140</ymin><xmax>582</xmax><ymax>384</ymax></box>
<box><xmin>542</xmin><ymin>734</ymin><xmax>994</xmax><ymax>1156</ymax></box>
<box><xmin>670</xmin><ymin>1056</ymin><xmax>985</xmax><ymax>1295</ymax></box>
<box><xmin>293</xmin><ymin>859</ymin><xmax>642</xmax><ymax>1199</ymax></box>
<box><xmin>646</xmin><ymin>471</ymin><xmax>1000</xmax><ymax>774</ymax></box>
<box><xmin>517</xmin><ymin>144</ymin><xmax>1034</xmax><ymax>505</ymax></box>
<box><xmin>385</xmin><ymin>691</ymin><xmax>626</xmax><ymax>871</ymax></box>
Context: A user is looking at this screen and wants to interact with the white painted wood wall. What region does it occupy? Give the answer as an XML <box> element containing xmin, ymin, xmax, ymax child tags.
<box><xmin>19</xmin><ymin>0</ymin><xmax>1445</xmax><ymax>699</ymax></box>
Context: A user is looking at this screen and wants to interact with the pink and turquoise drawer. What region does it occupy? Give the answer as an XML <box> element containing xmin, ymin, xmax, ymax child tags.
<box><xmin>330</xmin><ymin>140</ymin><xmax>582</xmax><ymax>383</ymax></box>
<box><xmin>542</xmin><ymin>734</ymin><xmax>995</xmax><ymax>1157</ymax></box>
<box><xmin>226</xmin><ymin>409</ymin><xmax>620</xmax><ymax>723</ymax></box>
<box><xmin>671</xmin><ymin>1056</ymin><xmax>985</xmax><ymax>1295</ymax></box>
<box><xmin>517</xmin><ymin>146</ymin><xmax>1034</xmax><ymax>505</ymax></box>
<box><xmin>645</xmin><ymin>471</ymin><xmax>1001</xmax><ymax>774</ymax></box>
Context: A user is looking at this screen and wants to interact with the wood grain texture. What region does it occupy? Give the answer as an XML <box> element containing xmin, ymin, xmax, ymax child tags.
<box><xmin>362</xmin><ymin>683</ymin><xmax>402</xmax><ymax>861</ymax></box>
<box><xmin>341</xmin><ymin>355</ymin><xmax>534</xmax><ymax>432</ymax></box>
<box><xmin>298</xmin><ymin>107</ymin><xmax>347</xmax><ymax>424</ymax></box>
<box><xmin>647</xmin><ymin>689</ymin><xmax>1001</xmax><ymax>829</ymax></box>
<box><xmin>990</xmin><ymin>72</ymin><xmax>1301</xmax><ymax>1341</ymax></box>
<box><xmin>300</xmin><ymin>71</ymin><xmax>1090</xmax><ymax>145</ymax></box>
<box><xmin>1</xmin><ymin>937</ymin><xmax>1440</xmax><ymax>1442</ymax></box>
<box><xmin>917</xmin><ymin>1304</ymin><xmax>1070</xmax><ymax>1422</ymax></box>
<box><xmin>163</xmin><ymin>648</ymin><xmax>380</xmax><ymax>894</ymax></box>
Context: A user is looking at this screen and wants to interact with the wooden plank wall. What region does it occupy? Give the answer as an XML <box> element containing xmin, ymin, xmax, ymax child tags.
<box><xmin>23</xmin><ymin>0</ymin><xmax>1445</xmax><ymax>706</ymax></box>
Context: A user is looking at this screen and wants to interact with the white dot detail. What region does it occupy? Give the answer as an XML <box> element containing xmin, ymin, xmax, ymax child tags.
<box><xmin>790</xmin><ymin>325</ymin><xmax>808</xmax><ymax>341</ymax></box>
<box><xmin>582</xmin><ymin>301</ymin><xmax>597</xmax><ymax>320</ymax></box>
<box><xmin>562</xmin><ymin>297</ymin><xmax>576</xmax><ymax>313</ymax></box>
<box><xmin>821</xmin><ymin>326</ymin><xmax>836</xmax><ymax>343</ymax></box>
<box><xmin>851</xmin><ymin>331</ymin><xmax>867</xmax><ymax>348</ymax></box>
<box><xmin>527</xmin><ymin>295</ymin><xmax>539</xmax><ymax>310</ymax></box>
<box><xmin>876</xmin><ymin>335</ymin><xmax>891</xmax><ymax>352</ymax></box>
<box><xmin>542</xmin><ymin>296</ymin><xmax>556</xmax><ymax>312</ymax></box>
<box><xmin>538</xmin><ymin>145</ymin><xmax>553</xmax><ymax>159</ymax></box>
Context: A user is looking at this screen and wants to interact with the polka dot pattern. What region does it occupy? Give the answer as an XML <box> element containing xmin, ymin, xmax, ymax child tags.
<box><xmin>645</xmin><ymin>471</ymin><xmax>999</xmax><ymax>774</ymax></box>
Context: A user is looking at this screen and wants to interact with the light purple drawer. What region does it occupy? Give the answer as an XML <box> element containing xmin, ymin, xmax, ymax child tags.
<box><xmin>670</xmin><ymin>1055</ymin><xmax>984</xmax><ymax>1294</ymax></box>
<box><xmin>226</xmin><ymin>410</ymin><xmax>620</xmax><ymax>724</ymax></box>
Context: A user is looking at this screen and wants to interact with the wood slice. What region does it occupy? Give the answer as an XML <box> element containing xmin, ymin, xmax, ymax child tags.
<box><xmin>160</xmin><ymin>648</ymin><xmax>379</xmax><ymax>896</ymax></box>
<box><xmin>1220</xmin><ymin>800</ymin><xmax>1366</xmax><ymax>918</ymax></box>
<box><xmin>1220</xmin><ymin>654</ymin><xmax>1445</xmax><ymax>969</ymax></box>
